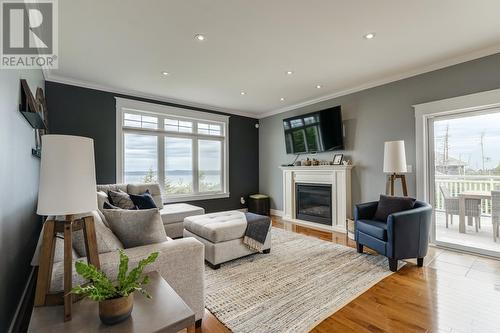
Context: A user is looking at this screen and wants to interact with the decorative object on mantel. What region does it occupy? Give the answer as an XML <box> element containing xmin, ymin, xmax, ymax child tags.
<box><xmin>35</xmin><ymin>135</ymin><xmax>100</xmax><ymax>322</ymax></box>
<box><xmin>312</xmin><ymin>158</ymin><xmax>320</xmax><ymax>166</ymax></box>
<box><xmin>383</xmin><ymin>140</ymin><xmax>408</xmax><ymax>196</ymax></box>
<box><xmin>333</xmin><ymin>153</ymin><xmax>343</xmax><ymax>165</ymax></box>
<box><xmin>19</xmin><ymin>79</ymin><xmax>49</xmax><ymax>158</ymax></box>
<box><xmin>302</xmin><ymin>157</ymin><xmax>312</xmax><ymax>166</ymax></box>
<box><xmin>71</xmin><ymin>250</ymin><xmax>158</xmax><ymax>325</ymax></box>
<box><xmin>342</xmin><ymin>159</ymin><xmax>352</xmax><ymax>166</ymax></box>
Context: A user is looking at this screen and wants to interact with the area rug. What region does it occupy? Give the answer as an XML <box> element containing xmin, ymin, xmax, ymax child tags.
<box><xmin>204</xmin><ymin>227</ymin><xmax>397</xmax><ymax>333</ymax></box>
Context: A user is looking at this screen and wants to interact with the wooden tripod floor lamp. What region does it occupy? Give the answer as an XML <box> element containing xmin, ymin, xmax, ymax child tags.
<box><xmin>383</xmin><ymin>140</ymin><xmax>408</xmax><ymax>196</ymax></box>
<box><xmin>34</xmin><ymin>135</ymin><xmax>100</xmax><ymax>322</ymax></box>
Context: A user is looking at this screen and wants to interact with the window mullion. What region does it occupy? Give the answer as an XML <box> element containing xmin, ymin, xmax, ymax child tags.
<box><xmin>193</xmin><ymin>121</ymin><xmax>199</xmax><ymax>194</ymax></box>
<box><xmin>158</xmin><ymin>133</ymin><xmax>165</xmax><ymax>198</ymax></box>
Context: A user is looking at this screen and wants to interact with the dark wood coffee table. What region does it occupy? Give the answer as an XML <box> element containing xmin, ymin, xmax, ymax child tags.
<box><xmin>29</xmin><ymin>271</ymin><xmax>195</xmax><ymax>333</ymax></box>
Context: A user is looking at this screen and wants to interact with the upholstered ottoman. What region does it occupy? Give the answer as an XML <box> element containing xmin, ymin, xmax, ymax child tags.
<box><xmin>183</xmin><ymin>211</ymin><xmax>272</xmax><ymax>269</ymax></box>
<box><xmin>160</xmin><ymin>203</ymin><xmax>205</xmax><ymax>238</ymax></box>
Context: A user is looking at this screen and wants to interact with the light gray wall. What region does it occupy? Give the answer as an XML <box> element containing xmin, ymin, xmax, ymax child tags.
<box><xmin>259</xmin><ymin>53</ymin><xmax>500</xmax><ymax>211</ymax></box>
<box><xmin>0</xmin><ymin>69</ymin><xmax>44</xmax><ymax>332</ymax></box>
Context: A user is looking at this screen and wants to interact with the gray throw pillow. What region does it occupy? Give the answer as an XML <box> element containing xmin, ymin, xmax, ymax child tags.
<box><xmin>373</xmin><ymin>194</ymin><xmax>416</xmax><ymax>222</ymax></box>
<box><xmin>108</xmin><ymin>189</ymin><xmax>136</xmax><ymax>210</ymax></box>
<box><xmin>72</xmin><ymin>211</ymin><xmax>124</xmax><ymax>256</ymax></box>
<box><xmin>102</xmin><ymin>208</ymin><xmax>167</xmax><ymax>248</ymax></box>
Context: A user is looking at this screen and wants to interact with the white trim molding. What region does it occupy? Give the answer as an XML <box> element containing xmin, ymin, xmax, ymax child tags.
<box><xmin>413</xmin><ymin>87</ymin><xmax>500</xmax><ymax>202</ymax></box>
<box><xmin>116</xmin><ymin>97</ymin><xmax>230</xmax><ymax>202</ymax></box>
<box><xmin>270</xmin><ymin>209</ymin><xmax>283</xmax><ymax>217</ymax></box>
<box><xmin>46</xmin><ymin>73</ymin><xmax>258</xmax><ymax>119</ymax></box>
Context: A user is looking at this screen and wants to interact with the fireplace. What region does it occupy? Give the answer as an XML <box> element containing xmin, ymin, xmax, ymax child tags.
<box><xmin>295</xmin><ymin>183</ymin><xmax>332</xmax><ymax>226</ymax></box>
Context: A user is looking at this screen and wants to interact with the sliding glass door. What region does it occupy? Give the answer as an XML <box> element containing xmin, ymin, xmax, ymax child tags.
<box><xmin>428</xmin><ymin>109</ymin><xmax>500</xmax><ymax>257</ymax></box>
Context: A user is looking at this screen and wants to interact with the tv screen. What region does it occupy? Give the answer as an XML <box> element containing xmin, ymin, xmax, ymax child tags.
<box><xmin>283</xmin><ymin>106</ymin><xmax>343</xmax><ymax>154</ymax></box>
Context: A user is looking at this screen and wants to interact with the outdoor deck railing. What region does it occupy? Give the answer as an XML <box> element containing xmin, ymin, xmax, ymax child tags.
<box><xmin>435</xmin><ymin>175</ymin><xmax>500</xmax><ymax>215</ymax></box>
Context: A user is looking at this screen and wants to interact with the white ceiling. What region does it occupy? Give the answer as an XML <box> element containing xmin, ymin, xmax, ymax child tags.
<box><xmin>48</xmin><ymin>0</ymin><xmax>500</xmax><ymax>118</ymax></box>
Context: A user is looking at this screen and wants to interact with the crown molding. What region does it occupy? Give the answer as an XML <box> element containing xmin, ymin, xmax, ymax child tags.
<box><xmin>258</xmin><ymin>44</ymin><xmax>500</xmax><ymax>119</ymax></box>
<box><xmin>44</xmin><ymin>73</ymin><xmax>259</xmax><ymax>119</ymax></box>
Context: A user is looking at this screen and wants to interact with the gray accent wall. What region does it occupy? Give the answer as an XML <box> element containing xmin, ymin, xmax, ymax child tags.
<box><xmin>259</xmin><ymin>53</ymin><xmax>500</xmax><ymax>211</ymax></box>
<box><xmin>0</xmin><ymin>70</ymin><xmax>44</xmax><ymax>332</ymax></box>
<box><xmin>46</xmin><ymin>81</ymin><xmax>259</xmax><ymax>213</ymax></box>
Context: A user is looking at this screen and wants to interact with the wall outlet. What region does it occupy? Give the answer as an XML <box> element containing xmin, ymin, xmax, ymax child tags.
<box><xmin>240</xmin><ymin>197</ymin><xmax>246</xmax><ymax>205</ymax></box>
<box><xmin>406</xmin><ymin>165</ymin><xmax>413</xmax><ymax>173</ymax></box>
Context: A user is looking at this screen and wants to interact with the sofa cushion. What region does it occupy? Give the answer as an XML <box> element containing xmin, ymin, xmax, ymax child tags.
<box><xmin>127</xmin><ymin>183</ymin><xmax>164</xmax><ymax>209</ymax></box>
<box><xmin>356</xmin><ymin>219</ymin><xmax>388</xmax><ymax>241</ymax></box>
<box><xmin>72</xmin><ymin>211</ymin><xmax>124</xmax><ymax>256</ymax></box>
<box><xmin>96</xmin><ymin>184</ymin><xmax>128</xmax><ymax>194</ymax></box>
<box><xmin>103</xmin><ymin>208</ymin><xmax>168</xmax><ymax>248</ymax></box>
<box><xmin>129</xmin><ymin>190</ymin><xmax>158</xmax><ymax>209</ymax></box>
<box><xmin>108</xmin><ymin>189</ymin><xmax>136</xmax><ymax>210</ymax></box>
<box><xmin>97</xmin><ymin>191</ymin><xmax>110</xmax><ymax>211</ymax></box>
<box><xmin>184</xmin><ymin>210</ymin><xmax>247</xmax><ymax>243</ymax></box>
<box><xmin>373</xmin><ymin>194</ymin><xmax>416</xmax><ymax>222</ymax></box>
<box><xmin>160</xmin><ymin>203</ymin><xmax>205</xmax><ymax>225</ymax></box>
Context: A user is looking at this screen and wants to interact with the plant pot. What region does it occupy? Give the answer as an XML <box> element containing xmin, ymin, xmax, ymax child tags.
<box><xmin>99</xmin><ymin>294</ymin><xmax>134</xmax><ymax>325</ymax></box>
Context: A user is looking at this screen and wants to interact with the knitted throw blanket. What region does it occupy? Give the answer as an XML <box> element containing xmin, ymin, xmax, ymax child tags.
<box><xmin>243</xmin><ymin>212</ymin><xmax>271</xmax><ymax>252</ymax></box>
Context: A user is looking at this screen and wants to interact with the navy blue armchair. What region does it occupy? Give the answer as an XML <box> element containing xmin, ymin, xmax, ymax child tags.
<box><xmin>355</xmin><ymin>200</ymin><xmax>432</xmax><ymax>272</ymax></box>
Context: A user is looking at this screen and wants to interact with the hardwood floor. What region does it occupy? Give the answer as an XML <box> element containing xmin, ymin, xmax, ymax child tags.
<box><xmin>197</xmin><ymin>217</ymin><xmax>500</xmax><ymax>333</ymax></box>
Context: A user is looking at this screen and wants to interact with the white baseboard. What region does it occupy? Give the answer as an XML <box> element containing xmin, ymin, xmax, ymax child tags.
<box><xmin>270</xmin><ymin>209</ymin><xmax>283</xmax><ymax>217</ymax></box>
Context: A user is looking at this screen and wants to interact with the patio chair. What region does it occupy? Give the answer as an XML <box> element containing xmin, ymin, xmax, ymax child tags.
<box><xmin>439</xmin><ymin>185</ymin><xmax>481</xmax><ymax>231</ymax></box>
<box><xmin>491</xmin><ymin>190</ymin><xmax>500</xmax><ymax>242</ymax></box>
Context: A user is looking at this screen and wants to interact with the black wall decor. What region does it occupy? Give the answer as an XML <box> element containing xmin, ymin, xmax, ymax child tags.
<box><xmin>45</xmin><ymin>81</ymin><xmax>259</xmax><ymax>212</ymax></box>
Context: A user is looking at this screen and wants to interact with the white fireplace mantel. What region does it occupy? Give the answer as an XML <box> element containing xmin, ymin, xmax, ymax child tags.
<box><xmin>280</xmin><ymin>165</ymin><xmax>354</xmax><ymax>233</ymax></box>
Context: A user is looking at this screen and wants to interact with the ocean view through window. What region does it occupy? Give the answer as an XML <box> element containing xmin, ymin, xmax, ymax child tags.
<box><xmin>116</xmin><ymin>98</ymin><xmax>229</xmax><ymax>202</ymax></box>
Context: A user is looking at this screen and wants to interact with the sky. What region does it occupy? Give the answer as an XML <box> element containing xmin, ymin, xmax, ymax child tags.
<box><xmin>124</xmin><ymin>133</ymin><xmax>221</xmax><ymax>174</ymax></box>
<box><xmin>434</xmin><ymin>110</ymin><xmax>500</xmax><ymax>170</ymax></box>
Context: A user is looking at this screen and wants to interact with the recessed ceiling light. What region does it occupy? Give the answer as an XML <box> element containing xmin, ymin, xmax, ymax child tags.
<box><xmin>316</xmin><ymin>85</ymin><xmax>322</xmax><ymax>89</ymax></box>
<box><xmin>286</xmin><ymin>71</ymin><xmax>294</xmax><ymax>75</ymax></box>
<box><xmin>364</xmin><ymin>32</ymin><xmax>375</xmax><ymax>39</ymax></box>
<box><xmin>240</xmin><ymin>91</ymin><xmax>246</xmax><ymax>95</ymax></box>
<box><xmin>280</xmin><ymin>97</ymin><xmax>285</xmax><ymax>101</ymax></box>
<box><xmin>195</xmin><ymin>34</ymin><xmax>206</xmax><ymax>41</ymax></box>
<box><xmin>161</xmin><ymin>71</ymin><xmax>169</xmax><ymax>76</ymax></box>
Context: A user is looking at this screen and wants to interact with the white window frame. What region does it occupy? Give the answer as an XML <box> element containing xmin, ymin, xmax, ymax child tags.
<box><xmin>413</xmin><ymin>87</ymin><xmax>500</xmax><ymax>258</ymax></box>
<box><xmin>116</xmin><ymin>97</ymin><xmax>230</xmax><ymax>203</ymax></box>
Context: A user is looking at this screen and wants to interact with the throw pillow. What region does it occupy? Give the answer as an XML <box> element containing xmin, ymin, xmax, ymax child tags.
<box><xmin>373</xmin><ymin>194</ymin><xmax>416</xmax><ymax>222</ymax></box>
<box><xmin>108</xmin><ymin>189</ymin><xmax>136</xmax><ymax>209</ymax></box>
<box><xmin>72</xmin><ymin>211</ymin><xmax>124</xmax><ymax>256</ymax></box>
<box><xmin>96</xmin><ymin>191</ymin><xmax>110</xmax><ymax>211</ymax></box>
<box><xmin>102</xmin><ymin>208</ymin><xmax>167</xmax><ymax>248</ymax></box>
<box><xmin>129</xmin><ymin>189</ymin><xmax>158</xmax><ymax>209</ymax></box>
<box><xmin>103</xmin><ymin>201</ymin><xmax>121</xmax><ymax>210</ymax></box>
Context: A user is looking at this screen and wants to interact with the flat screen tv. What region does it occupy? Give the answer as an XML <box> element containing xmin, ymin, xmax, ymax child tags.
<box><xmin>283</xmin><ymin>106</ymin><xmax>343</xmax><ymax>154</ymax></box>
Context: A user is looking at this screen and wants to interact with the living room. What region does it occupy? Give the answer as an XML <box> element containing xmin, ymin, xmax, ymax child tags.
<box><xmin>2</xmin><ymin>1</ymin><xmax>500</xmax><ymax>333</ymax></box>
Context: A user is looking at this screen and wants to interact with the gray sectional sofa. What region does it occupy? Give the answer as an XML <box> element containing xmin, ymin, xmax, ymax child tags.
<box><xmin>32</xmin><ymin>183</ymin><xmax>207</xmax><ymax>323</ymax></box>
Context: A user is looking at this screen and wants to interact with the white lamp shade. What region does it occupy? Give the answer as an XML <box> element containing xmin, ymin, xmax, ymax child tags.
<box><xmin>37</xmin><ymin>135</ymin><xmax>97</xmax><ymax>216</ymax></box>
<box><xmin>383</xmin><ymin>140</ymin><xmax>407</xmax><ymax>173</ymax></box>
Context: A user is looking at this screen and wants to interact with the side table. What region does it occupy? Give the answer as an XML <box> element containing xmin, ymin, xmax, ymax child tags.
<box><xmin>28</xmin><ymin>271</ymin><xmax>195</xmax><ymax>333</ymax></box>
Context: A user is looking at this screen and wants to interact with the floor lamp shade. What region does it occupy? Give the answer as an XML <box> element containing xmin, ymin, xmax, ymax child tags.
<box><xmin>383</xmin><ymin>140</ymin><xmax>407</xmax><ymax>173</ymax></box>
<box><xmin>37</xmin><ymin>135</ymin><xmax>97</xmax><ymax>216</ymax></box>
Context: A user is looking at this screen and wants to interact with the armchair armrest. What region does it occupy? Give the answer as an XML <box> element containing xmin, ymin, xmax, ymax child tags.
<box><xmin>386</xmin><ymin>203</ymin><xmax>432</xmax><ymax>259</ymax></box>
<box><xmin>354</xmin><ymin>201</ymin><xmax>379</xmax><ymax>220</ymax></box>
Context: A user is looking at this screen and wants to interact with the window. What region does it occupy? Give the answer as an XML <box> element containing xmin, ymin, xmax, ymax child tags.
<box><xmin>116</xmin><ymin>98</ymin><xmax>229</xmax><ymax>203</ymax></box>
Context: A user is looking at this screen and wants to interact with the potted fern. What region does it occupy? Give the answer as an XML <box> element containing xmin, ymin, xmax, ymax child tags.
<box><xmin>71</xmin><ymin>250</ymin><xmax>158</xmax><ymax>325</ymax></box>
